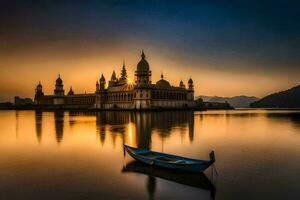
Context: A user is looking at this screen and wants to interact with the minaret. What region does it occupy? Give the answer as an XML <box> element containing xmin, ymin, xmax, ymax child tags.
<box><xmin>54</xmin><ymin>74</ymin><xmax>64</xmax><ymax>96</ymax></box>
<box><xmin>35</xmin><ymin>81</ymin><xmax>44</xmax><ymax>96</ymax></box>
<box><xmin>109</xmin><ymin>70</ymin><xmax>117</xmax><ymax>87</ymax></box>
<box><xmin>96</xmin><ymin>80</ymin><xmax>100</xmax><ymax>93</ymax></box>
<box><xmin>119</xmin><ymin>60</ymin><xmax>128</xmax><ymax>84</ymax></box>
<box><xmin>187</xmin><ymin>77</ymin><xmax>194</xmax><ymax>101</ymax></box>
<box><xmin>95</xmin><ymin>74</ymin><xmax>106</xmax><ymax>109</ymax></box>
<box><xmin>111</xmin><ymin>70</ymin><xmax>117</xmax><ymax>81</ymax></box>
<box><xmin>100</xmin><ymin>73</ymin><xmax>106</xmax><ymax>90</ymax></box>
<box><xmin>134</xmin><ymin>50</ymin><xmax>152</xmax><ymax>109</ymax></box>
<box><xmin>135</xmin><ymin>50</ymin><xmax>151</xmax><ymax>87</ymax></box>
<box><xmin>188</xmin><ymin>78</ymin><xmax>194</xmax><ymax>90</ymax></box>
<box><xmin>34</xmin><ymin>81</ymin><xmax>44</xmax><ymax>104</ymax></box>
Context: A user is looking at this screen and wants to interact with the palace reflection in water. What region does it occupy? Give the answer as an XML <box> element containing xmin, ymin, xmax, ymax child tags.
<box><xmin>34</xmin><ymin>111</ymin><xmax>195</xmax><ymax>149</ymax></box>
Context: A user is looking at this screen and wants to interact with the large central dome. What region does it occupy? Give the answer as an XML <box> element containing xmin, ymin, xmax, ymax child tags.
<box><xmin>136</xmin><ymin>51</ymin><xmax>150</xmax><ymax>72</ymax></box>
<box><xmin>56</xmin><ymin>74</ymin><xmax>63</xmax><ymax>85</ymax></box>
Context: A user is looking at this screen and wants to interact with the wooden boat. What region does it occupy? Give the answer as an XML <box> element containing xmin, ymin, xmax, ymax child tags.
<box><xmin>124</xmin><ymin>145</ymin><xmax>215</xmax><ymax>173</ymax></box>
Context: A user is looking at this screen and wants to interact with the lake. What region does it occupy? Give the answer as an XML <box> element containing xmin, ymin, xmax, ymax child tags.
<box><xmin>0</xmin><ymin>110</ymin><xmax>300</xmax><ymax>200</ymax></box>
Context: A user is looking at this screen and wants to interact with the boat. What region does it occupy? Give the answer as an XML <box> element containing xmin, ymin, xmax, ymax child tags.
<box><xmin>124</xmin><ymin>145</ymin><xmax>215</xmax><ymax>173</ymax></box>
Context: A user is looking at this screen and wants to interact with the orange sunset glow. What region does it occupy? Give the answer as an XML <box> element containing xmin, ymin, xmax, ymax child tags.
<box><xmin>1</xmin><ymin>43</ymin><xmax>299</xmax><ymax>102</ymax></box>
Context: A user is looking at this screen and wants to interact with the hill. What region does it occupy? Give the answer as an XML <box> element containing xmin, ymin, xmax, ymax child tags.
<box><xmin>197</xmin><ymin>95</ymin><xmax>259</xmax><ymax>108</ymax></box>
<box><xmin>250</xmin><ymin>85</ymin><xmax>300</xmax><ymax>108</ymax></box>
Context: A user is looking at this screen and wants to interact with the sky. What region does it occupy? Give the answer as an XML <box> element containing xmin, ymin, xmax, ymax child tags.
<box><xmin>0</xmin><ymin>0</ymin><xmax>299</xmax><ymax>102</ymax></box>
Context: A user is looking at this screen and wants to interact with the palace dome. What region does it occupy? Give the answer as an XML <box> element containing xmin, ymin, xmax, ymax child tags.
<box><xmin>156</xmin><ymin>79</ymin><xmax>171</xmax><ymax>87</ymax></box>
<box><xmin>56</xmin><ymin>75</ymin><xmax>63</xmax><ymax>85</ymax></box>
<box><xmin>136</xmin><ymin>51</ymin><xmax>150</xmax><ymax>72</ymax></box>
<box><xmin>156</xmin><ymin>74</ymin><xmax>170</xmax><ymax>88</ymax></box>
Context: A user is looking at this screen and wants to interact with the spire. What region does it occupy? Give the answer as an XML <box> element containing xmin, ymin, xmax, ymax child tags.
<box><xmin>100</xmin><ymin>73</ymin><xmax>106</xmax><ymax>90</ymax></box>
<box><xmin>100</xmin><ymin>73</ymin><xmax>105</xmax><ymax>81</ymax></box>
<box><xmin>111</xmin><ymin>70</ymin><xmax>117</xmax><ymax>81</ymax></box>
<box><xmin>188</xmin><ymin>77</ymin><xmax>194</xmax><ymax>90</ymax></box>
<box><xmin>121</xmin><ymin>61</ymin><xmax>127</xmax><ymax>79</ymax></box>
<box><xmin>141</xmin><ymin>50</ymin><xmax>145</xmax><ymax>59</ymax></box>
<box><xmin>161</xmin><ymin>73</ymin><xmax>164</xmax><ymax>79</ymax></box>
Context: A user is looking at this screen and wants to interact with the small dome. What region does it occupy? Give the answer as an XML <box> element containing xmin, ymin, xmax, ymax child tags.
<box><xmin>136</xmin><ymin>51</ymin><xmax>150</xmax><ymax>72</ymax></box>
<box><xmin>56</xmin><ymin>74</ymin><xmax>63</xmax><ymax>85</ymax></box>
<box><xmin>188</xmin><ymin>78</ymin><xmax>193</xmax><ymax>84</ymax></box>
<box><xmin>179</xmin><ymin>80</ymin><xmax>185</xmax><ymax>88</ymax></box>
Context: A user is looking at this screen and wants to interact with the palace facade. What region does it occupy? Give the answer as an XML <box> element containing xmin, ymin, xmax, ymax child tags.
<box><xmin>34</xmin><ymin>51</ymin><xmax>195</xmax><ymax>110</ymax></box>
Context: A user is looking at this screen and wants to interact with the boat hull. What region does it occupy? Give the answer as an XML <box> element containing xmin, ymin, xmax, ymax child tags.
<box><xmin>124</xmin><ymin>145</ymin><xmax>214</xmax><ymax>173</ymax></box>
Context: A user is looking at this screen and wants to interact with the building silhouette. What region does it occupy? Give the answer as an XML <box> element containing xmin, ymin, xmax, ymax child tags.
<box><xmin>34</xmin><ymin>51</ymin><xmax>195</xmax><ymax>110</ymax></box>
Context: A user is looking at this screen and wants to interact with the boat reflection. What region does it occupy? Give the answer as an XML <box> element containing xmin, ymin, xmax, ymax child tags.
<box><xmin>122</xmin><ymin>160</ymin><xmax>216</xmax><ymax>199</ymax></box>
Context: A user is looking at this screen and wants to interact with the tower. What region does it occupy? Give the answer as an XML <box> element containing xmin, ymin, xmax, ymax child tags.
<box><xmin>100</xmin><ymin>73</ymin><xmax>106</xmax><ymax>90</ymax></box>
<box><xmin>134</xmin><ymin>51</ymin><xmax>152</xmax><ymax>109</ymax></box>
<box><xmin>96</xmin><ymin>81</ymin><xmax>100</xmax><ymax>93</ymax></box>
<box><xmin>54</xmin><ymin>74</ymin><xmax>64</xmax><ymax>96</ymax></box>
<box><xmin>53</xmin><ymin>74</ymin><xmax>65</xmax><ymax>105</ymax></box>
<box><xmin>187</xmin><ymin>78</ymin><xmax>194</xmax><ymax>101</ymax></box>
<box><xmin>95</xmin><ymin>73</ymin><xmax>107</xmax><ymax>109</ymax></box>
<box><xmin>34</xmin><ymin>81</ymin><xmax>44</xmax><ymax>104</ymax></box>
<box><xmin>119</xmin><ymin>60</ymin><xmax>128</xmax><ymax>84</ymax></box>
<box><xmin>35</xmin><ymin>81</ymin><xmax>44</xmax><ymax>97</ymax></box>
<box><xmin>135</xmin><ymin>50</ymin><xmax>151</xmax><ymax>87</ymax></box>
<box><xmin>179</xmin><ymin>80</ymin><xmax>185</xmax><ymax>88</ymax></box>
<box><xmin>108</xmin><ymin>70</ymin><xmax>118</xmax><ymax>87</ymax></box>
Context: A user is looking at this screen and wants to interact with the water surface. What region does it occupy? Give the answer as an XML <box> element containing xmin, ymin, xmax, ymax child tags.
<box><xmin>0</xmin><ymin>110</ymin><xmax>300</xmax><ymax>199</ymax></box>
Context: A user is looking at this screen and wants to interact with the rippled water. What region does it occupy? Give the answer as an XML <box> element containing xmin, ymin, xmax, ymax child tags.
<box><xmin>0</xmin><ymin>110</ymin><xmax>300</xmax><ymax>200</ymax></box>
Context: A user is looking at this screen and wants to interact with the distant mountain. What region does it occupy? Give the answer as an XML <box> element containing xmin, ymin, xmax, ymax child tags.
<box><xmin>197</xmin><ymin>95</ymin><xmax>259</xmax><ymax>108</ymax></box>
<box><xmin>250</xmin><ymin>85</ymin><xmax>300</xmax><ymax>108</ymax></box>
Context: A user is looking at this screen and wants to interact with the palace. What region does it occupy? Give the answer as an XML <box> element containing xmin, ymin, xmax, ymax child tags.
<box><xmin>34</xmin><ymin>51</ymin><xmax>196</xmax><ymax>110</ymax></box>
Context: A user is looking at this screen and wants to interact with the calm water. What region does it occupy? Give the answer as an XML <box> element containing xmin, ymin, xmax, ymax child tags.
<box><xmin>0</xmin><ymin>110</ymin><xmax>300</xmax><ymax>200</ymax></box>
